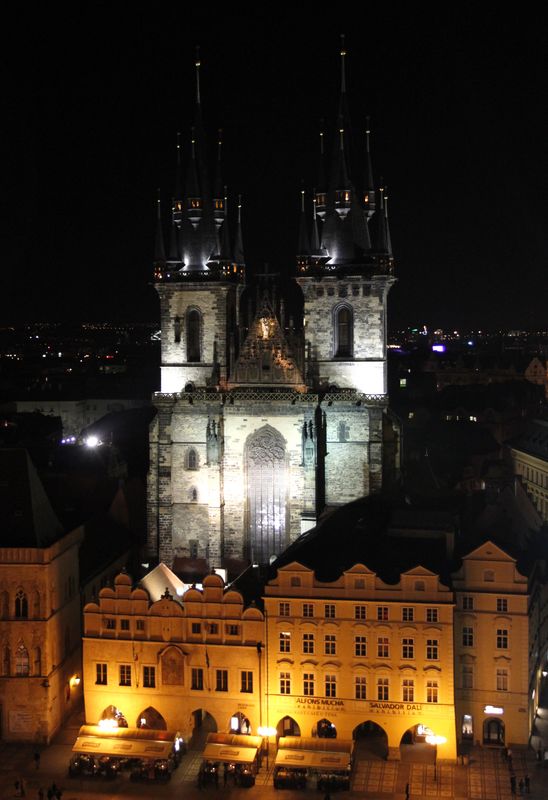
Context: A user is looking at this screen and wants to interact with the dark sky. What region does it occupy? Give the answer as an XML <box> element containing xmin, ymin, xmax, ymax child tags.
<box><xmin>4</xmin><ymin>6</ymin><xmax>548</xmax><ymax>330</ymax></box>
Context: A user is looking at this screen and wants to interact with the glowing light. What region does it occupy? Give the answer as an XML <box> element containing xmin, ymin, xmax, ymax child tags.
<box><xmin>425</xmin><ymin>734</ymin><xmax>447</xmax><ymax>746</ymax></box>
<box><xmin>85</xmin><ymin>435</ymin><xmax>101</xmax><ymax>448</ymax></box>
<box><xmin>98</xmin><ymin>718</ymin><xmax>118</xmax><ymax>730</ymax></box>
<box><xmin>484</xmin><ymin>705</ymin><xmax>503</xmax><ymax>715</ymax></box>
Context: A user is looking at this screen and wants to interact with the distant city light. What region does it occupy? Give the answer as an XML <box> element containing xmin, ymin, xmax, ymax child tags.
<box><xmin>85</xmin><ymin>435</ymin><xmax>101</xmax><ymax>448</ymax></box>
<box><xmin>432</xmin><ymin>344</ymin><xmax>446</xmax><ymax>353</ymax></box>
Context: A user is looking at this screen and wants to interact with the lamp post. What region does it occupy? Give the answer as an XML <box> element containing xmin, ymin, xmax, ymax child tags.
<box><xmin>258</xmin><ymin>726</ymin><xmax>276</xmax><ymax>771</ymax></box>
<box><xmin>425</xmin><ymin>734</ymin><xmax>446</xmax><ymax>782</ymax></box>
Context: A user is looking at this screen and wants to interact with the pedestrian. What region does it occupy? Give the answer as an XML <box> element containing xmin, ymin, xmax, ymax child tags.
<box><xmin>38</xmin><ymin>789</ymin><xmax>44</xmax><ymax>800</ymax></box>
<box><xmin>324</xmin><ymin>793</ymin><xmax>331</xmax><ymax>800</ymax></box>
<box><xmin>223</xmin><ymin>764</ymin><xmax>227</xmax><ymax>787</ymax></box>
<box><xmin>14</xmin><ymin>781</ymin><xmax>20</xmax><ymax>798</ymax></box>
<box><xmin>55</xmin><ymin>789</ymin><xmax>62</xmax><ymax>800</ymax></box>
<box><xmin>46</xmin><ymin>788</ymin><xmax>53</xmax><ymax>800</ymax></box>
<box><xmin>510</xmin><ymin>774</ymin><xmax>516</xmax><ymax>795</ymax></box>
<box><xmin>20</xmin><ymin>778</ymin><xmax>26</xmax><ymax>797</ymax></box>
<box><xmin>214</xmin><ymin>767</ymin><xmax>219</xmax><ymax>788</ymax></box>
<box><xmin>525</xmin><ymin>774</ymin><xmax>530</xmax><ymax>793</ymax></box>
<box><xmin>537</xmin><ymin>747</ymin><xmax>542</xmax><ymax>762</ymax></box>
<box><xmin>33</xmin><ymin>752</ymin><xmax>40</xmax><ymax>770</ymax></box>
<box><xmin>405</xmin><ymin>783</ymin><xmax>410</xmax><ymax>800</ymax></box>
<box><xmin>519</xmin><ymin>778</ymin><xmax>524</xmax><ymax>796</ymax></box>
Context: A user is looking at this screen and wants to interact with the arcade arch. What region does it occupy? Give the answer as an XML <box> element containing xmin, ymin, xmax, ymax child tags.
<box><xmin>316</xmin><ymin>718</ymin><xmax>337</xmax><ymax>739</ymax></box>
<box><xmin>229</xmin><ymin>712</ymin><xmax>251</xmax><ymax>734</ymax></box>
<box><xmin>353</xmin><ymin>721</ymin><xmax>388</xmax><ymax>760</ymax></box>
<box><xmin>191</xmin><ymin>709</ymin><xmax>218</xmax><ymax>748</ymax></box>
<box><xmin>277</xmin><ymin>716</ymin><xmax>300</xmax><ymax>738</ymax></box>
<box><xmin>137</xmin><ymin>707</ymin><xmax>167</xmax><ymax>730</ymax></box>
<box><xmin>483</xmin><ymin>718</ymin><xmax>505</xmax><ymax>746</ymax></box>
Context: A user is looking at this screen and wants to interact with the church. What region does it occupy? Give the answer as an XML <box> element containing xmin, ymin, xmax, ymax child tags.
<box><xmin>147</xmin><ymin>45</ymin><xmax>397</xmax><ymax>570</ymax></box>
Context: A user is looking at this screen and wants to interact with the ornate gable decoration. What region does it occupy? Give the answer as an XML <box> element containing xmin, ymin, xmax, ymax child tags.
<box><xmin>228</xmin><ymin>297</ymin><xmax>306</xmax><ymax>390</ymax></box>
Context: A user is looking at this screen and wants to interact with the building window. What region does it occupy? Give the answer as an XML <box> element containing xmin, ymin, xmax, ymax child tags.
<box><xmin>143</xmin><ymin>666</ymin><xmax>156</xmax><ymax>688</ymax></box>
<box><xmin>377</xmin><ymin>637</ymin><xmax>389</xmax><ymax>658</ymax></box>
<box><xmin>290</xmin><ymin>577</ymin><xmax>301</xmax><ymax>587</ymax></box>
<box><xmin>189</xmin><ymin>540</ymin><xmax>199</xmax><ymax>559</ymax></box>
<box><xmin>280</xmin><ymin>672</ymin><xmax>291</xmax><ymax>694</ymax></box>
<box><xmin>355</xmin><ymin>605</ymin><xmax>367</xmax><ymax>620</ymax></box>
<box><xmin>325</xmin><ymin>674</ymin><xmax>337</xmax><ymax>697</ymax></box>
<box><xmin>426</xmin><ymin>608</ymin><xmax>439</xmax><ymax>623</ymax></box>
<box><xmin>402</xmin><ymin>679</ymin><xmax>414</xmax><ymax>702</ymax></box>
<box><xmin>402</xmin><ymin>607</ymin><xmax>414</xmax><ymax>622</ymax></box>
<box><xmin>241</xmin><ymin>671</ymin><xmax>253</xmax><ymax>693</ymax></box>
<box><xmin>186</xmin><ymin>308</ymin><xmax>201</xmax><ymax>362</ymax></box>
<box><xmin>279</xmin><ymin>632</ymin><xmax>291</xmax><ymax>653</ymax></box>
<box><xmin>187</xmin><ymin>448</ymin><xmax>199</xmax><ymax>470</ymax></box>
<box><xmin>136</xmin><ymin>620</ymin><xmax>145</xmax><ymax>631</ymax></box>
<box><xmin>324</xmin><ymin>604</ymin><xmax>335</xmax><ymax>619</ymax></box>
<box><xmin>354</xmin><ymin>579</ymin><xmax>365</xmax><ymax>589</ymax></box>
<box><xmin>355</xmin><ymin>676</ymin><xmax>367</xmax><ymax>699</ymax></box>
<box><xmin>338</xmin><ymin>421</ymin><xmax>350</xmax><ymax>442</ymax></box>
<box><xmin>279</xmin><ymin>602</ymin><xmax>290</xmax><ymax>616</ymax></box>
<box><xmin>496</xmin><ymin>668</ymin><xmax>509</xmax><ymax>691</ymax></box>
<box><xmin>15</xmin><ymin>643</ymin><xmax>29</xmax><ymax>676</ymax></box>
<box><xmin>105</xmin><ymin>618</ymin><xmax>115</xmax><ymax>630</ymax></box>
<box><xmin>303</xmin><ymin>603</ymin><xmax>314</xmax><ymax>618</ymax></box>
<box><xmin>96</xmin><ymin>663</ymin><xmax>107</xmax><ymax>685</ymax></box>
<box><xmin>209</xmin><ymin>623</ymin><xmax>219</xmax><ymax>634</ymax></box>
<box><xmin>462</xmin><ymin>664</ymin><xmax>473</xmax><ymax>689</ymax></box>
<box><xmin>496</xmin><ymin>629</ymin><xmax>508</xmax><ymax>649</ymax></box>
<box><xmin>121</xmin><ymin>619</ymin><xmax>130</xmax><ymax>631</ymax></box>
<box><xmin>462</xmin><ymin>626</ymin><xmax>474</xmax><ymax>647</ymax></box>
<box><xmin>324</xmin><ymin>635</ymin><xmax>336</xmax><ymax>655</ymax></box>
<box><xmin>402</xmin><ymin>638</ymin><xmax>414</xmax><ymax>659</ymax></box>
<box><xmin>377</xmin><ymin>606</ymin><xmax>389</xmax><ymax>621</ymax></box>
<box><xmin>484</xmin><ymin>570</ymin><xmax>495</xmax><ymax>582</ymax></box>
<box><xmin>414</xmin><ymin>581</ymin><xmax>425</xmax><ymax>592</ymax></box>
<box><xmin>303</xmin><ymin>633</ymin><xmax>315</xmax><ymax>654</ymax></box>
<box><xmin>426</xmin><ymin>639</ymin><xmax>439</xmax><ymax>660</ymax></box>
<box><xmin>426</xmin><ymin>680</ymin><xmax>439</xmax><ymax>703</ymax></box>
<box><xmin>15</xmin><ymin>590</ymin><xmax>28</xmax><ymax>619</ymax></box>
<box><xmin>335</xmin><ymin>305</ymin><xmax>353</xmax><ymax>357</ymax></box>
<box><xmin>192</xmin><ymin>623</ymin><xmax>202</xmax><ymax>634</ymax></box>
<box><xmin>215</xmin><ymin>669</ymin><xmax>228</xmax><ymax>692</ymax></box>
<box><xmin>226</xmin><ymin>624</ymin><xmax>240</xmax><ymax>636</ymax></box>
<box><xmin>355</xmin><ymin>636</ymin><xmax>367</xmax><ymax>657</ymax></box>
<box><xmin>119</xmin><ymin>665</ymin><xmax>132</xmax><ymax>686</ymax></box>
<box><xmin>462</xmin><ymin>596</ymin><xmax>474</xmax><ymax>610</ymax></box>
<box><xmin>191</xmin><ymin>668</ymin><xmax>204</xmax><ymax>690</ymax></box>
<box><xmin>377</xmin><ymin>678</ymin><xmax>389</xmax><ymax>701</ymax></box>
<box><xmin>303</xmin><ymin>673</ymin><xmax>315</xmax><ymax>696</ymax></box>
<box><xmin>496</xmin><ymin>598</ymin><xmax>508</xmax><ymax>613</ymax></box>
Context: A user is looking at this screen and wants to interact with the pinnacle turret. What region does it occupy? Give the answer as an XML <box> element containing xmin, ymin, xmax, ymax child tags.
<box><xmin>364</xmin><ymin>119</ymin><xmax>376</xmax><ymax>218</ymax></box>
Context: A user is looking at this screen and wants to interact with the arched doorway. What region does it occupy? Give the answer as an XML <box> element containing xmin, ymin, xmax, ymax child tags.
<box><xmin>229</xmin><ymin>712</ymin><xmax>251</xmax><ymax>734</ymax></box>
<box><xmin>353</xmin><ymin>721</ymin><xmax>388</xmax><ymax>760</ymax></box>
<box><xmin>277</xmin><ymin>716</ymin><xmax>300</xmax><ymax>738</ymax></box>
<box><xmin>316</xmin><ymin>718</ymin><xmax>337</xmax><ymax>739</ymax></box>
<box><xmin>483</xmin><ymin>718</ymin><xmax>505</xmax><ymax>746</ymax></box>
<box><xmin>137</xmin><ymin>707</ymin><xmax>167</xmax><ymax>730</ymax></box>
<box><xmin>99</xmin><ymin>705</ymin><xmax>127</xmax><ymax>728</ymax></box>
<box><xmin>191</xmin><ymin>710</ymin><xmax>218</xmax><ymax>749</ymax></box>
<box><xmin>399</xmin><ymin>724</ymin><xmax>435</xmax><ymax>763</ymax></box>
<box><xmin>246</xmin><ymin>425</ymin><xmax>287</xmax><ymax>564</ymax></box>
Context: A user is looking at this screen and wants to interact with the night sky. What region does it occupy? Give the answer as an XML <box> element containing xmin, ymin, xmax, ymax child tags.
<box><xmin>4</xmin><ymin>6</ymin><xmax>548</xmax><ymax>330</ymax></box>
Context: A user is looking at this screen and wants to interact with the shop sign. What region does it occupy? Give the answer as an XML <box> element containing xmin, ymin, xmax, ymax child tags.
<box><xmin>295</xmin><ymin>698</ymin><xmax>344</xmax><ymax>709</ymax></box>
<box><xmin>368</xmin><ymin>702</ymin><xmax>423</xmax><ymax>715</ymax></box>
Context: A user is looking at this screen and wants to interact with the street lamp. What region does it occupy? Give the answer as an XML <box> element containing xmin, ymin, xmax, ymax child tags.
<box><xmin>258</xmin><ymin>726</ymin><xmax>276</xmax><ymax>771</ymax></box>
<box><xmin>425</xmin><ymin>734</ymin><xmax>446</xmax><ymax>781</ymax></box>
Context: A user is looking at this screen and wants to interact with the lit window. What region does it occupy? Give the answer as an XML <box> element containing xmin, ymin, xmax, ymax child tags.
<box><xmin>15</xmin><ymin>643</ymin><xmax>29</xmax><ymax>676</ymax></box>
<box><xmin>324</xmin><ymin>635</ymin><xmax>336</xmax><ymax>655</ymax></box>
<box><xmin>355</xmin><ymin>676</ymin><xmax>367</xmax><ymax>699</ymax></box>
<box><xmin>280</xmin><ymin>672</ymin><xmax>291</xmax><ymax>694</ymax></box>
<box><xmin>426</xmin><ymin>639</ymin><xmax>439</xmax><ymax>660</ymax></box>
<box><xmin>427</xmin><ymin>680</ymin><xmax>438</xmax><ymax>703</ymax></box>
<box><xmin>402</xmin><ymin>679</ymin><xmax>414</xmax><ymax>702</ymax></box>
<box><xmin>402</xmin><ymin>638</ymin><xmax>414</xmax><ymax>659</ymax></box>
<box><xmin>143</xmin><ymin>666</ymin><xmax>156</xmax><ymax>688</ymax></box>
<box><xmin>377</xmin><ymin>637</ymin><xmax>389</xmax><ymax>658</ymax></box>
<box><xmin>303</xmin><ymin>633</ymin><xmax>315</xmax><ymax>654</ymax></box>
<box><xmin>215</xmin><ymin>669</ymin><xmax>228</xmax><ymax>692</ymax></box>
<box><xmin>119</xmin><ymin>665</ymin><xmax>131</xmax><ymax>686</ymax></box>
<box><xmin>377</xmin><ymin>678</ymin><xmax>389</xmax><ymax>701</ymax></box>
<box><xmin>496</xmin><ymin>629</ymin><xmax>508</xmax><ymax>649</ymax></box>
<box><xmin>279</xmin><ymin>632</ymin><xmax>291</xmax><ymax>653</ymax></box>
<box><xmin>325</xmin><ymin>674</ymin><xmax>337</xmax><ymax>697</ymax></box>
<box><xmin>462</xmin><ymin>626</ymin><xmax>474</xmax><ymax>647</ymax></box>
<box><xmin>303</xmin><ymin>673</ymin><xmax>315</xmax><ymax>696</ymax></box>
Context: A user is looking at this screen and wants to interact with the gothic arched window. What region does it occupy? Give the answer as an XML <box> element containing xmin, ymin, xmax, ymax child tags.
<box><xmin>246</xmin><ymin>425</ymin><xmax>287</xmax><ymax>564</ymax></box>
<box><xmin>186</xmin><ymin>448</ymin><xmax>198</xmax><ymax>470</ymax></box>
<box><xmin>15</xmin><ymin>589</ymin><xmax>28</xmax><ymax>619</ymax></box>
<box><xmin>15</xmin><ymin>642</ymin><xmax>29</xmax><ymax>676</ymax></box>
<box><xmin>186</xmin><ymin>309</ymin><xmax>201</xmax><ymax>362</ymax></box>
<box><xmin>334</xmin><ymin>305</ymin><xmax>353</xmax><ymax>358</ymax></box>
<box><xmin>174</xmin><ymin>315</ymin><xmax>181</xmax><ymax>343</ymax></box>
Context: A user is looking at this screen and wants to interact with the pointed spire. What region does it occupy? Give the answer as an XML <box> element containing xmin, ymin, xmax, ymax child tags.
<box><xmin>297</xmin><ymin>187</ymin><xmax>310</xmax><ymax>257</ymax></box>
<box><xmin>373</xmin><ymin>185</ymin><xmax>388</xmax><ymax>253</ymax></box>
<box><xmin>173</xmin><ymin>132</ymin><xmax>184</xmax><ymax>227</ymax></box>
<box><xmin>219</xmin><ymin>187</ymin><xmax>232</xmax><ymax>260</ymax></box>
<box><xmin>195</xmin><ymin>46</ymin><xmax>201</xmax><ymax>105</ymax></box>
<box><xmin>384</xmin><ymin>186</ymin><xmax>393</xmax><ymax>257</ymax></box>
<box><xmin>186</xmin><ymin>126</ymin><xmax>203</xmax><ymax>226</ymax></box>
<box><xmin>168</xmin><ymin>199</ymin><xmax>180</xmax><ymax>263</ymax></box>
<box><xmin>340</xmin><ymin>34</ymin><xmax>347</xmax><ymax>95</ymax></box>
<box><xmin>315</xmin><ymin>125</ymin><xmax>327</xmax><ymax>219</ymax></box>
<box><xmin>153</xmin><ymin>190</ymin><xmax>166</xmax><ymax>268</ymax></box>
<box><xmin>364</xmin><ymin>118</ymin><xmax>376</xmax><ymax>217</ymax></box>
<box><xmin>233</xmin><ymin>195</ymin><xmax>245</xmax><ymax>265</ymax></box>
<box><xmin>213</xmin><ymin>129</ymin><xmax>225</xmax><ymax>228</ymax></box>
<box><xmin>311</xmin><ymin>189</ymin><xmax>321</xmax><ymax>254</ymax></box>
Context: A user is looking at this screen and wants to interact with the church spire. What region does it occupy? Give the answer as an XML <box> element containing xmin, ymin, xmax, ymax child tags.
<box><xmin>213</xmin><ymin>129</ymin><xmax>225</xmax><ymax>229</ymax></box>
<box><xmin>153</xmin><ymin>190</ymin><xmax>166</xmax><ymax>275</ymax></box>
<box><xmin>315</xmin><ymin>126</ymin><xmax>327</xmax><ymax>220</ymax></box>
<box><xmin>173</xmin><ymin>132</ymin><xmax>184</xmax><ymax>227</ymax></box>
<box><xmin>331</xmin><ymin>35</ymin><xmax>352</xmax><ymax>219</ymax></box>
<box><xmin>364</xmin><ymin>118</ymin><xmax>376</xmax><ymax>217</ymax></box>
<box><xmin>195</xmin><ymin>46</ymin><xmax>201</xmax><ymax>106</ymax></box>
<box><xmin>233</xmin><ymin>195</ymin><xmax>245</xmax><ymax>266</ymax></box>
<box><xmin>384</xmin><ymin>187</ymin><xmax>393</xmax><ymax>258</ymax></box>
<box><xmin>297</xmin><ymin>188</ymin><xmax>311</xmax><ymax>258</ymax></box>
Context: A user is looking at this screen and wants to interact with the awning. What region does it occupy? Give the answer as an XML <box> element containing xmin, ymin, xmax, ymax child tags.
<box><xmin>202</xmin><ymin>743</ymin><xmax>259</xmax><ymax>764</ymax></box>
<box><xmin>73</xmin><ymin>736</ymin><xmax>173</xmax><ymax>760</ymax></box>
<box><xmin>275</xmin><ymin>749</ymin><xmax>350</xmax><ymax>770</ymax></box>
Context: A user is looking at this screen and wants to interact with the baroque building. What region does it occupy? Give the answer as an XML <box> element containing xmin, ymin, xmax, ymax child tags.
<box><xmin>147</xmin><ymin>46</ymin><xmax>396</xmax><ymax>569</ymax></box>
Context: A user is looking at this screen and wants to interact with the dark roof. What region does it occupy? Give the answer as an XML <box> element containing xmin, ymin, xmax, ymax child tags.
<box><xmin>0</xmin><ymin>448</ymin><xmax>63</xmax><ymax>547</ymax></box>
<box><xmin>508</xmin><ymin>418</ymin><xmax>548</xmax><ymax>461</ymax></box>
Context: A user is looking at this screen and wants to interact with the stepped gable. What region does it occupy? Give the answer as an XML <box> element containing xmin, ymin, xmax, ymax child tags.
<box><xmin>228</xmin><ymin>295</ymin><xmax>306</xmax><ymax>390</ymax></box>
